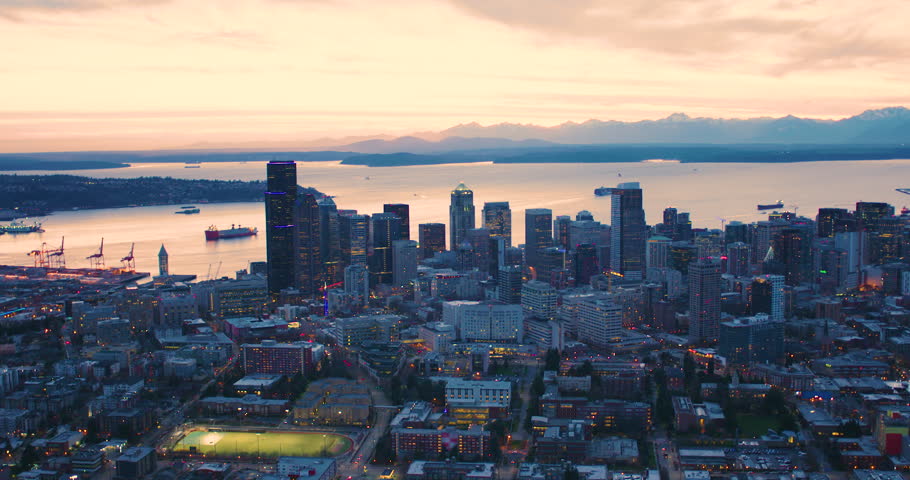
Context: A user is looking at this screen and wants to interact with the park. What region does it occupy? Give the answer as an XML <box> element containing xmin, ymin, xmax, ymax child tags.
<box><xmin>171</xmin><ymin>429</ymin><xmax>353</xmax><ymax>459</ymax></box>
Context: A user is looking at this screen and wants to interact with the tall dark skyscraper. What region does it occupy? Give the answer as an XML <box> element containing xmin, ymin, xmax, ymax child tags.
<box><xmin>466</xmin><ymin>228</ymin><xmax>491</xmax><ymax>272</ymax></box>
<box><xmin>554</xmin><ymin>215</ymin><xmax>571</xmax><ymax>249</ymax></box>
<box><xmin>856</xmin><ymin>202</ymin><xmax>895</xmax><ymax>231</ymax></box>
<box><xmin>295</xmin><ymin>193</ymin><xmax>322</xmax><ymax>297</ymax></box>
<box><xmin>370</xmin><ymin>213</ymin><xmax>401</xmax><ymax>286</ymax></box>
<box><xmin>383</xmin><ymin>203</ymin><xmax>411</xmax><ymax>240</ymax></box>
<box><xmin>689</xmin><ymin>258</ymin><xmax>722</xmax><ymax>343</ymax></box>
<box><xmin>610</xmin><ymin>182</ymin><xmax>646</xmax><ymax>281</ymax></box>
<box><xmin>816</xmin><ymin>208</ymin><xmax>852</xmax><ymax>238</ymax></box>
<box><xmin>339</xmin><ymin>212</ymin><xmax>368</xmax><ymax>266</ymax></box>
<box><xmin>498</xmin><ymin>265</ymin><xmax>523</xmax><ymax>304</ymax></box>
<box><xmin>265</xmin><ymin>161</ymin><xmax>298</xmax><ymax>296</ymax></box>
<box><xmin>418</xmin><ymin>223</ymin><xmax>446</xmax><ymax>260</ymax></box>
<box><xmin>726</xmin><ymin>241</ymin><xmax>751</xmax><ymax>277</ymax></box>
<box><xmin>525</xmin><ymin>208</ymin><xmax>553</xmax><ymax>268</ymax></box>
<box><xmin>769</xmin><ymin>227</ymin><xmax>810</xmax><ymax>286</ymax></box>
<box><xmin>318</xmin><ymin>197</ymin><xmax>342</xmax><ymax>283</ymax></box>
<box><xmin>574</xmin><ymin>243</ymin><xmax>599</xmax><ymax>285</ymax></box>
<box><xmin>725</xmin><ymin>221</ymin><xmax>749</xmax><ymax>244</ymax></box>
<box><xmin>482</xmin><ymin>201</ymin><xmax>512</xmax><ymax>248</ymax></box>
<box><xmin>449</xmin><ymin>183</ymin><xmax>475</xmax><ymax>249</ymax></box>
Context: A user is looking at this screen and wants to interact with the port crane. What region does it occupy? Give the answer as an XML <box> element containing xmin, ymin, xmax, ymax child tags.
<box><xmin>120</xmin><ymin>243</ymin><xmax>136</xmax><ymax>272</ymax></box>
<box><xmin>86</xmin><ymin>238</ymin><xmax>105</xmax><ymax>269</ymax></box>
<box><xmin>46</xmin><ymin>237</ymin><xmax>65</xmax><ymax>268</ymax></box>
<box><xmin>27</xmin><ymin>243</ymin><xmax>49</xmax><ymax>268</ymax></box>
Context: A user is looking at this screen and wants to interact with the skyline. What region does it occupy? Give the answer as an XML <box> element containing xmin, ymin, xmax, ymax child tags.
<box><xmin>2</xmin><ymin>0</ymin><xmax>909</xmax><ymax>152</ymax></box>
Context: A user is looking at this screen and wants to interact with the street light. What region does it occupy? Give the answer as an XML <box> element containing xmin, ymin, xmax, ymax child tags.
<box><xmin>256</xmin><ymin>433</ymin><xmax>261</xmax><ymax>460</ymax></box>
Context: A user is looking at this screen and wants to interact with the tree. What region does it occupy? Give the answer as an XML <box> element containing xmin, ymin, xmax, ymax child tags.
<box><xmin>564</xmin><ymin>465</ymin><xmax>581</xmax><ymax>480</ymax></box>
<box><xmin>842</xmin><ymin>419</ymin><xmax>862</xmax><ymax>437</ymax></box>
<box><xmin>531</xmin><ymin>374</ymin><xmax>546</xmax><ymax>397</ymax></box>
<box><xmin>373</xmin><ymin>435</ymin><xmax>396</xmax><ymax>464</ymax></box>
<box><xmin>544</xmin><ymin>349</ymin><xmax>561</xmax><ymax>371</ymax></box>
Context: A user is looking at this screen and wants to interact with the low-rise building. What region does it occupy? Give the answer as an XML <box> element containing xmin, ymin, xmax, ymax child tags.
<box><xmin>198</xmin><ymin>395</ymin><xmax>288</xmax><ymax>416</ymax></box>
<box><xmin>276</xmin><ymin>457</ymin><xmax>336</xmax><ymax>480</ymax></box>
<box><xmin>115</xmin><ymin>447</ymin><xmax>156</xmax><ymax>479</ymax></box>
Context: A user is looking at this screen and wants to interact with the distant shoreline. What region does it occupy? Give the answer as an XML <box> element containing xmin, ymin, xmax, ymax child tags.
<box><xmin>2</xmin><ymin>143</ymin><xmax>910</xmax><ymax>170</ymax></box>
<box><xmin>0</xmin><ymin>174</ymin><xmax>321</xmax><ymax>218</ymax></box>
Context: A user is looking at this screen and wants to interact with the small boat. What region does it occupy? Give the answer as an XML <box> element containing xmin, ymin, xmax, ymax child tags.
<box><xmin>594</xmin><ymin>186</ymin><xmax>610</xmax><ymax>196</ymax></box>
<box><xmin>176</xmin><ymin>207</ymin><xmax>200</xmax><ymax>214</ymax></box>
<box><xmin>757</xmin><ymin>201</ymin><xmax>784</xmax><ymax>211</ymax></box>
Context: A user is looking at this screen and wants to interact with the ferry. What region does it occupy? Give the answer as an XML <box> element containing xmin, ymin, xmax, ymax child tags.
<box><xmin>176</xmin><ymin>206</ymin><xmax>201</xmax><ymax>214</ymax></box>
<box><xmin>0</xmin><ymin>219</ymin><xmax>44</xmax><ymax>234</ymax></box>
<box><xmin>205</xmin><ymin>224</ymin><xmax>257</xmax><ymax>241</ymax></box>
<box><xmin>757</xmin><ymin>201</ymin><xmax>784</xmax><ymax>211</ymax></box>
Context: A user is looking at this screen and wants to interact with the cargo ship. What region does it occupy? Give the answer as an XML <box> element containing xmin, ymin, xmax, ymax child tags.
<box><xmin>594</xmin><ymin>186</ymin><xmax>611</xmax><ymax>196</ymax></box>
<box><xmin>205</xmin><ymin>224</ymin><xmax>257</xmax><ymax>240</ymax></box>
<box><xmin>0</xmin><ymin>219</ymin><xmax>44</xmax><ymax>234</ymax></box>
<box><xmin>757</xmin><ymin>201</ymin><xmax>784</xmax><ymax>211</ymax></box>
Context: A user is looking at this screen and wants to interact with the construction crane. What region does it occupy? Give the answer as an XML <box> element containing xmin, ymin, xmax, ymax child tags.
<box><xmin>120</xmin><ymin>243</ymin><xmax>136</xmax><ymax>272</ymax></box>
<box><xmin>46</xmin><ymin>237</ymin><xmax>65</xmax><ymax>268</ymax></box>
<box><xmin>86</xmin><ymin>238</ymin><xmax>105</xmax><ymax>269</ymax></box>
<box><xmin>213</xmin><ymin>260</ymin><xmax>222</xmax><ymax>279</ymax></box>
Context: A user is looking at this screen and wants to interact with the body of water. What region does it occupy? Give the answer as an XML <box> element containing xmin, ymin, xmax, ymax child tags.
<box><xmin>2</xmin><ymin>159</ymin><xmax>908</xmax><ymax>279</ymax></box>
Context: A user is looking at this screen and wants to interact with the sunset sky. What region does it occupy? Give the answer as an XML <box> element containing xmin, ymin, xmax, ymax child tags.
<box><xmin>1</xmin><ymin>0</ymin><xmax>908</xmax><ymax>152</ymax></box>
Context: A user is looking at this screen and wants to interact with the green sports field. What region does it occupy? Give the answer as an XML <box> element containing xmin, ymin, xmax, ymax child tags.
<box><xmin>173</xmin><ymin>430</ymin><xmax>352</xmax><ymax>458</ymax></box>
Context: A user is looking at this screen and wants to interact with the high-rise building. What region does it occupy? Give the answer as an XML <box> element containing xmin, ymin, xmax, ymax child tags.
<box><xmin>525</xmin><ymin>208</ymin><xmax>553</xmax><ymax>268</ymax></box>
<box><xmin>856</xmin><ymin>202</ymin><xmax>895</xmax><ymax>231</ymax></box>
<box><xmin>769</xmin><ymin>228</ymin><xmax>810</xmax><ymax>286</ymax></box>
<box><xmin>576</xmin><ymin>210</ymin><xmax>594</xmax><ymax>222</ymax></box>
<box><xmin>419</xmin><ymin>223</ymin><xmax>446</xmax><ymax>260</ymax></box>
<box><xmin>295</xmin><ymin>193</ymin><xmax>322</xmax><ymax>297</ymax></box>
<box><xmin>482</xmin><ymin>202</ymin><xmax>512</xmax><ymax>248</ymax></box>
<box><xmin>497</xmin><ymin>265</ymin><xmax>523</xmax><ymax>304</ymax></box>
<box><xmin>339</xmin><ymin>212</ymin><xmax>369</xmax><ymax>266</ymax></box>
<box><xmin>668</xmin><ymin>242</ymin><xmax>698</xmax><ymax>275</ymax></box>
<box><xmin>752</xmin><ymin>220</ymin><xmax>787</xmax><ymax>264</ymax></box>
<box><xmin>457</xmin><ymin>302</ymin><xmax>524</xmax><ymax>343</ymax></box>
<box><xmin>465</xmin><ymin>228</ymin><xmax>491</xmax><ymax>272</ymax></box>
<box><xmin>449</xmin><ymin>183</ymin><xmax>475</xmax><ymax>250</ymax></box>
<box><xmin>370</xmin><ymin>213</ymin><xmax>402</xmax><ymax>286</ymax></box>
<box><xmin>718</xmin><ymin>315</ymin><xmax>784</xmax><ymax>365</ymax></box>
<box><xmin>726</xmin><ymin>242</ymin><xmax>751</xmax><ymax>277</ymax></box>
<box><xmin>265</xmin><ymin>161</ymin><xmax>298</xmax><ymax>295</ymax></box>
<box><xmin>577</xmin><ymin>298</ymin><xmax>622</xmax><ymax>350</ymax></box>
<box><xmin>750</xmin><ymin>274</ymin><xmax>784</xmax><ymax>321</ymax></box>
<box><xmin>158</xmin><ymin>244</ymin><xmax>168</xmax><ymax>276</ymax></box>
<box><xmin>392</xmin><ymin>240</ymin><xmax>418</xmax><ymax>286</ymax></box>
<box><xmin>554</xmin><ymin>215</ymin><xmax>572</xmax><ymax>249</ymax></box>
<box><xmin>574</xmin><ymin>244</ymin><xmax>600</xmax><ymax>285</ymax></box>
<box><xmin>688</xmin><ymin>258</ymin><xmax>722</xmax><ymax>343</ymax></box>
<box><xmin>344</xmin><ymin>263</ymin><xmax>369</xmax><ymax>307</ymax></box>
<box><xmin>384</xmin><ymin>203</ymin><xmax>411</xmax><ymax>241</ymax></box>
<box><xmin>646</xmin><ymin>236</ymin><xmax>671</xmax><ymax>270</ymax></box>
<box><xmin>521</xmin><ymin>280</ymin><xmax>557</xmax><ymax>320</ymax></box>
<box><xmin>610</xmin><ymin>182</ymin><xmax>646</xmax><ymax>281</ymax></box>
<box><xmin>241</xmin><ymin>340</ymin><xmax>323</xmax><ymax>376</ymax></box>
<box><xmin>568</xmin><ymin>219</ymin><xmax>609</xmax><ymax>248</ymax></box>
<box><xmin>318</xmin><ymin>197</ymin><xmax>342</xmax><ymax>283</ymax></box>
<box><xmin>725</xmin><ymin>221</ymin><xmax>749</xmax><ymax>244</ymax></box>
<box><xmin>816</xmin><ymin>208</ymin><xmax>852</xmax><ymax>238</ymax></box>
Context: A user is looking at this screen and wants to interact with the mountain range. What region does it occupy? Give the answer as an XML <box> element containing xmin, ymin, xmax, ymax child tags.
<box><xmin>328</xmin><ymin>107</ymin><xmax>910</xmax><ymax>154</ymax></box>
